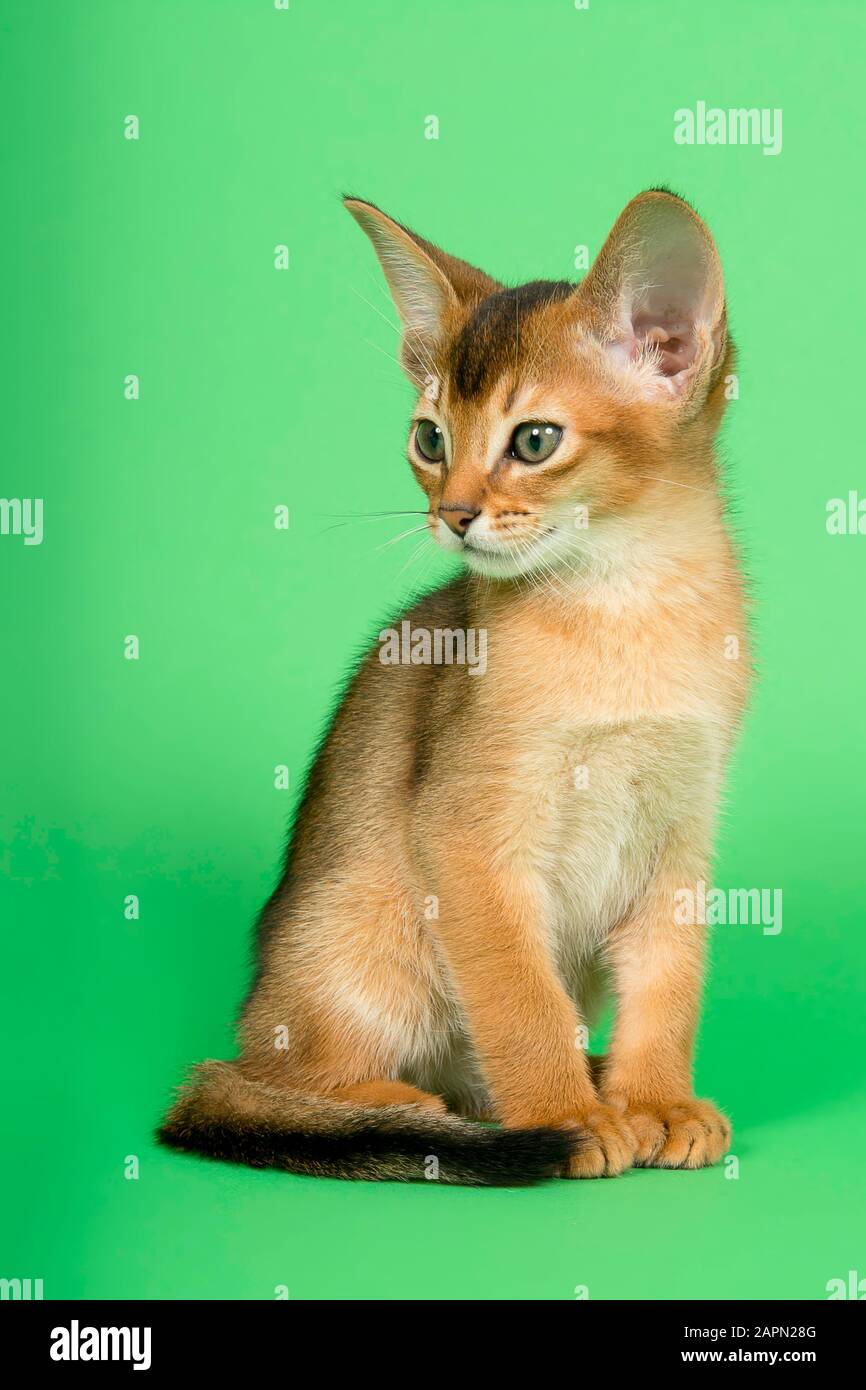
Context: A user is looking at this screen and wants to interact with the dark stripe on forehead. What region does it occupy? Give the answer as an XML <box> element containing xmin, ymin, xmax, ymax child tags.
<box><xmin>449</xmin><ymin>279</ymin><xmax>576</xmax><ymax>400</ymax></box>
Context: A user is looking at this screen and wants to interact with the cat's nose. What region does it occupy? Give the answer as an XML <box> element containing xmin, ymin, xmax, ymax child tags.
<box><xmin>439</xmin><ymin>504</ymin><xmax>480</xmax><ymax>537</ymax></box>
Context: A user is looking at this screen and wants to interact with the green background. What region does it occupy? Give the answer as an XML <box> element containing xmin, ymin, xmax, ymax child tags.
<box><xmin>2</xmin><ymin>0</ymin><xmax>864</xmax><ymax>1300</ymax></box>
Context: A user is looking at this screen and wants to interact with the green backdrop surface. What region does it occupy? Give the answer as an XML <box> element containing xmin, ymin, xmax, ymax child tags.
<box><xmin>2</xmin><ymin>0</ymin><xmax>864</xmax><ymax>1300</ymax></box>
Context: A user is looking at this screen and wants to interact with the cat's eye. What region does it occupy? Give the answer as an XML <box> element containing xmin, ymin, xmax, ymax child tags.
<box><xmin>510</xmin><ymin>422</ymin><xmax>562</xmax><ymax>464</ymax></box>
<box><xmin>414</xmin><ymin>419</ymin><xmax>445</xmax><ymax>463</ymax></box>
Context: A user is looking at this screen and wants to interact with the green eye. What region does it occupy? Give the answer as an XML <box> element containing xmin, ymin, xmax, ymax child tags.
<box><xmin>414</xmin><ymin>419</ymin><xmax>445</xmax><ymax>463</ymax></box>
<box><xmin>511</xmin><ymin>422</ymin><xmax>562</xmax><ymax>464</ymax></box>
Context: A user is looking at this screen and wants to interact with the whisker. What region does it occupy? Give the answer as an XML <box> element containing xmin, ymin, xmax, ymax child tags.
<box><xmin>634</xmin><ymin>473</ymin><xmax>712</xmax><ymax>494</ymax></box>
<box><xmin>366</xmin><ymin>267</ymin><xmax>441</xmax><ymax>379</ymax></box>
<box><xmin>318</xmin><ymin>509</ymin><xmax>430</xmax><ymax>537</ymax></box>
<box><xmin>394</xmin><ymin>533</ymin><xmax>433</xmax><ymax>586</ymax></box>
<box><xmin>407</xmin><ymin>531</ymin><xmax>444</xmax><ymax>599</ymax></box>
<box><xmin>373</xmin><ymin>524</ymin><xmax>430</xmax><ymax>554</ymax></box>
<box><xmin>402</xmin><ymin>327</ymin><xmax>440</xmax><ymax>389</ymax></box>
<box><xmin>321</xmin><ymin>509</ymin><xmax>429</xmax><ymax>519</ymax></box>
<box><xmin>354</xmin><ymin>279</ymin><xmax>439</xmax><ymax>386</ymax></box>
<box><xmin>363</xmin><ymin>339</ymin><xmax>426</xmax><ymax>391</ymax></box>
<box><xmin>352</xmin><ymin>285</ymin><xmax>401</xmax><ymax>337</ymax></box>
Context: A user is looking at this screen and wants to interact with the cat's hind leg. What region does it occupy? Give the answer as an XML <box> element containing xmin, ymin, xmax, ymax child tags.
<box><xmin>329</xmin><ymin>1079</ymin><xmax>447</xmax><ymax>1112</ymax></box>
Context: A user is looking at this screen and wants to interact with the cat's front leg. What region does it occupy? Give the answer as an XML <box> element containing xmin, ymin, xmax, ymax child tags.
<box><xmin>600</xmin><ymin>857</ymin><xmax>731</xmax><ymax>1169</ymax></box>
<box><xmin>428</xmin><ymin>859</ymin><xmax>638</xmax><ymax>1177</ymax></box>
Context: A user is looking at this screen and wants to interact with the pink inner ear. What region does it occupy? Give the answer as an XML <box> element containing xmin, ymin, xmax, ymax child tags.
<box><xmin>632</xmin><ymin>319</ymin><xmax>696</xmax><ymax>378</ymax></box>
<box><xmin>585</xmin><ymin>199</ymin><xmax>725</xmax><ymax>399</ymax></box>
<box><xmin>625</xmin><ymin>226</ymin><xmax>716</xmax><ymax>381</ymax></box>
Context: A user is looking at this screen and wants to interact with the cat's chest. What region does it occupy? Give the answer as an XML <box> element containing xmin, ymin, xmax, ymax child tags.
<box><xmin>468</xmin><ymin>594</ymin><xmax>737</xmax><ymax>934</ymax></box>
<box><xmin>511</xmin><ymin>712</ymin><xmax>721</xmax><ymax>939</ymax></box>
<box><xmin>493</xmin><ymin>594</ymin><xmax>731</xmax><ymax>726</ymax></box>
<box><xmin>485</xmin><ymin>610</ymin><xmax>730</xmax><ymax>941</ymax></box>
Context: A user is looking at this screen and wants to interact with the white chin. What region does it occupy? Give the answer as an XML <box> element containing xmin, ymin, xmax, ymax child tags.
<box><xmin>431</xmin><ymin>519</ymin><xmax>566</xmax><ymax>580</ymax></box>
<box><xmin>461</xmin><ymin>548</ymin><xmax>532</xmax><ymax>579</ymax></box>
<box><xmin>459</xmin><ymin>535</ymin><xmax>554</xmax><ymax>580</ymax></box>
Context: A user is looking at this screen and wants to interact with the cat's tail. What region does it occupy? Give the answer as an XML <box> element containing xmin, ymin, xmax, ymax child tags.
<box><xmin>157</xmin><ymin>1060</ymin><xmax>578</xmax><ymax>1186</ymax></box>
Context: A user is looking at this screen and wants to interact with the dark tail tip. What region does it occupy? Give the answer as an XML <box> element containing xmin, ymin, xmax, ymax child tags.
<box><xmin>157</xmin><ymin>1113</ymin><xmax>581</xmax><ymax>1187</ymax></box>
<box><xmin>446</xmin><ymin>1123</ymin><xmax>580</xmax><ymax>1186</ymax></box>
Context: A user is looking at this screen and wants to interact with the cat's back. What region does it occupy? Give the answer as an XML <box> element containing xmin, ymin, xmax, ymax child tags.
<box><xmin>286</xmin><ymin>576</ymin><xmax>473</xmax><ymax>858</ymax></box>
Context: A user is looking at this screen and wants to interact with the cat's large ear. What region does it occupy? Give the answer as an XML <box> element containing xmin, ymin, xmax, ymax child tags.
<box><xmin>575</xmin><ymin>189</ymin><xmax>727</xmax><ymax>413</ymax></box>
<box><xmin>344</xmin><ymin>197</ymin><xmax>500</xmax><ymax>389</ymax></box>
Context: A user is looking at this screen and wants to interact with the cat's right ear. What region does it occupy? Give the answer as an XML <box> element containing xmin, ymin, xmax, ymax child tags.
<box><xmin>344</xmin><ymin>197</ymin><xmax>497</xmax><ymax>389</ymax></box>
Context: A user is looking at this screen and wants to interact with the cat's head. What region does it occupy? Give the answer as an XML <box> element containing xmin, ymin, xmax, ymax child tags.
<box><xmin>345</xmin><ymin>190</ymin><xmax>731</xmax><ymax>581</ymax></box>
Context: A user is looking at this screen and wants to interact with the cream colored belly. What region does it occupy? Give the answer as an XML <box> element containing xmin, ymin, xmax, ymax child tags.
<box><xmin>534</xmin><ymin>717</ymin><xmax>725</xmax><ymax>984</ymax></box>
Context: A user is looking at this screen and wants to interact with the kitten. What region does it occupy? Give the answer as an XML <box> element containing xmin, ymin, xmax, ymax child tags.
<box><xmin>159</xmin><ymin>189</ymin><xmax>748</xmax><ymax>1184</ymax></box>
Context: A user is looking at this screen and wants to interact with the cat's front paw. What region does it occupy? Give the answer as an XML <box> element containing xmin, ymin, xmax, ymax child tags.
<box><xmin>560</xmin><ymin>1103</ymin><xmax>638</xmax><ymax>1178</ymax></box>
<box><xmin>605</xmin><ymin>1096</ymin><xmax>731</xmax><ymax>1169</ymax></box>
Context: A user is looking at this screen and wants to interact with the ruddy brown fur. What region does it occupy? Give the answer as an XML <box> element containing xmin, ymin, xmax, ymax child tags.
<box><xmin>160</xmin><ymin>190</ymin><xmax>748</xmax><ymax>1184</ymax></box>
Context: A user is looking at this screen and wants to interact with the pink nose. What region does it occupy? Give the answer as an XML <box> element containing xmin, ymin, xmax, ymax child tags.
<box><xmin>439</xmin><ymin>504</ymin><xmax>479</xmax><ymax>536</ymax></box>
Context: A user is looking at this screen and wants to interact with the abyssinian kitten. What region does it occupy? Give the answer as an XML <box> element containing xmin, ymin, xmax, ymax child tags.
<box><xmin>160</xmin><ymin>188</ymin><xmax>748</xmax><ymax>1185</ymax></box>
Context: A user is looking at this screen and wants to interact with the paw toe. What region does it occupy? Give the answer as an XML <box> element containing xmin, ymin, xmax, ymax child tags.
<box><xmin>612</xmin><ymin>1098</ymin><xmax>730</xmax><ymax>1171</ymax></box>
<box><xmin>563</xmin><ymin>1105</ymin><xmax>638</xmax><ymax>1178</ymax></box>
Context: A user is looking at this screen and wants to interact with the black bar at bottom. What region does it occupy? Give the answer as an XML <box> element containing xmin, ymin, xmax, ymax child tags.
<box><xmin>2</xmin><ymin>1297</ymin><xmax>861</xmax><ymax>1373</ymax></box>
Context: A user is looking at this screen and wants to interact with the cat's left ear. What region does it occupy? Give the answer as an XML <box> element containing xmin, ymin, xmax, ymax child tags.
<box><xmin>344</xmin><ymin>197</ymin><xmax>499</xmax><ymax>388</ymax></box>
<box><xmin>575</xmin><ymin>189</ymin><xmax>727</xmax><ymax>413</ymax></box>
